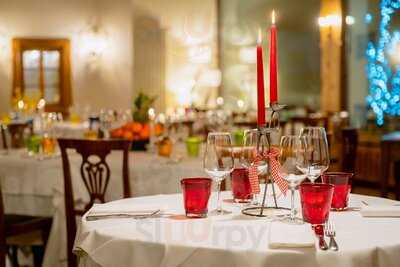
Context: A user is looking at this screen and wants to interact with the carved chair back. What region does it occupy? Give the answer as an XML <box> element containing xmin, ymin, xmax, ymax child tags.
<box><xmin>58</xmin><ymin>138</ymin><xmax>132</xmax><ymax>267</ymax></box>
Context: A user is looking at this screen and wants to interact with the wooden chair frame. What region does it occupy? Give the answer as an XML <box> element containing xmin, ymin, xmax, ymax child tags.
<box><xmin>58</xmin><ymin>138</ymin><xmax>132</xmax><ymax>267</ymax></box>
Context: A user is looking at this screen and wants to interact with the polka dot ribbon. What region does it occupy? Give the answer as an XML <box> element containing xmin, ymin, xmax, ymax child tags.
<box><xmin>248</xmin><ymin>147</ymin><xmax>288</xmax><ymax>195</ymax></box>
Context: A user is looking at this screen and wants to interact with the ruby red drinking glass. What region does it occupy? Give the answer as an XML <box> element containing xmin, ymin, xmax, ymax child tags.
<box><xmin>300</xmin><ymin>183</ymin><xmax>334</xmax><ymax>225</ymax></box>
<box><xmin>181</xmin><ymin>178</ymin><xmax>212</xmax><ymax>218</ymax></box>
<box><xmin>322</xmin><ymin>172</ymin><xmax>353</xmax><ymax>211</ymax></box>
<box><xmin>230</xmin><ymin>168</ymin><xmax>253</xmax><ymax>203</ymax></box>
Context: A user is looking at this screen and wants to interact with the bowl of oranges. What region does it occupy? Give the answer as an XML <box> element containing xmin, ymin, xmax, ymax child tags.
<box><xmin>110</xmin><ymin>122</ymin><xmax>163</xmax><ymax>150</ymax></box>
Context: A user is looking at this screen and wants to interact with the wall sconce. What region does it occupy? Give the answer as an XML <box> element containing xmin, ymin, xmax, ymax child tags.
<box><xmin>79</xmin><ymin>22</ymin><xmax>108</xmax><ymax>63</ymax></box>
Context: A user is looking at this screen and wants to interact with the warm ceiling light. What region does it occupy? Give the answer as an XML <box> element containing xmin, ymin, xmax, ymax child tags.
<box><xmin>318</xmin><ymin>14</ymin><xmax>342</xmax><ymax>27</ymax></box>
<box><xmin>216</xmin><ymin>96</ymin><xmax>224</xmax><ymax>106</ymax></box>
<box><xmin>345</xmin><ymin>16</ymin><xmax>355</xmax><ymax>25</ymax></box>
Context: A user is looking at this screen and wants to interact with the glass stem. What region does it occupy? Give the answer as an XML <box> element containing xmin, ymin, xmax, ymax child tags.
<box><xmin>290</xmin><ymin>187</ymin><xmax>295</xmax><ymax>220</ymax></box>
<box><xmin>217</xmin><ymin>180</ymin><xmax>222</xmax><ymax>213</ymax></box>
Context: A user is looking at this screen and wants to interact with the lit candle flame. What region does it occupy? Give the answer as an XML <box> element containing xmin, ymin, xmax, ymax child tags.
<box><xmin>272</xmin><ymin>10</ymin><xmax>276</xmax><ymax>24</ymax></box>
<box><xmin>257</xmin><ymin>28</ymin><xmax>262</xmax><ymax>44</ymax></box>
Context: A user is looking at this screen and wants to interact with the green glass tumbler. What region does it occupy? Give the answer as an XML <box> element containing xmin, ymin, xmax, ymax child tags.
<box><xmin>233</xmin><ymin>130</ymin><xmax>244</xmax><ymax>146</ymax></box>
<box><xmin>185</xmin><ymin>137</ymin><xmax>202</xmax><ymax>157</ymax></box>
<box><xmin>27</xmin><ymin>135</ymin><xmax>42</xmax><ymax>154</ymax></box>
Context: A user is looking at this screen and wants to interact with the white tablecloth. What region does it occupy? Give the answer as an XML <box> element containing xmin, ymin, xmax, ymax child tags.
<box><xmin>53</xmin><ymin>122</ymin><xmax>89</xmax><ymax>138</ymax></box>
<box><xmin>0</xmin><ymin>147</ymin><xmax>205</xmax><ymax>266</ymax></box>
<box><xmin>76</xmin><ymin>192</ymin><xmax>400</xmax><ymax>267</ymax></box>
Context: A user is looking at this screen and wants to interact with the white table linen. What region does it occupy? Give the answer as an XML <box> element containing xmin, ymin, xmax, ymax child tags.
<box><xmin>360</xmin><ymin>205</ymin><xmax>400</xmax><ymax>217</ymax></box>
<box><xmin>53</xmin><ymin>122</ymin><xmax>89</xmax><ymax>138</ymax></box>
<box><xmin>268</xmin><ymin>221</ymin><xmax>314</xmax><ymax>248</ymax></box>
<box><xmin>0</xmin><ymin>147</ymin><xmax>204</xmax><ymax>266</ymax></box>
<box><xmin>76</xmin><ymin>192</ymin><xmax>400</xmax><ymax>267</ymax></box>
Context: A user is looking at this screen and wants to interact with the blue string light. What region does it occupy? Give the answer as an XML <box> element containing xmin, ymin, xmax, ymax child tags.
<box><xmin>366</xmin><ymin>0</ymin><xmax>400</xmax><ymax>125</ymax></box>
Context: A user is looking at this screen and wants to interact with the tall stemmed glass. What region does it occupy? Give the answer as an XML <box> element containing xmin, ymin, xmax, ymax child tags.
<box><xmin>299</xmin><ymin>127</ymin><xmax>330</xmax><ymax>183</ymax></box>
<box><xmin>204</xmin><ymin>132</ymin><xmax>234</xmax><ymax>215</ymax></box>
<box><xmin>240</xmin><ymin>129</ymin><xmax>269</xmax><ymax>205</ymax></box>
<box><xmin>279</xmin><ymin>135</ymin><xmax>308</xmax><ymax>224</ymax></box>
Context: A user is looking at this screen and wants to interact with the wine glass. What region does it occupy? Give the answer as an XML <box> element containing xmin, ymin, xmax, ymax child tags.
<box><xmin>279</xmin><ymin>135</ymin><xmax>308</xmax><ymax>224</ymax></box>
<box><xmin>240</xmin><ymin>129</ymin><xmax>269</xmax><ymax>205</ymax></box>
<box><xmin>203</xmin><ymin>132</ymin><xmax>234</xmax><ymax>215</ymax></box>
<box><xmin>299</xmin><ymin>127</ymin><xmax>330</xmax><ymax>183</ymax></box>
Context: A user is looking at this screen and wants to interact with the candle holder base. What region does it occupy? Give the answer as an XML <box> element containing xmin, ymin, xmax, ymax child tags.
<box><xmin>241</xmin><ymin>206</ymin><xmax>290</xmax><ymax>218</ymax></box>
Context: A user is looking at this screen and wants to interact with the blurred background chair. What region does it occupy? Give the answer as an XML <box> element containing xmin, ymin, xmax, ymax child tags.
<box><xmin>1</xmin><ymin>122</ymin><xmax>33</xmax><ymax>149</ymax></box>
<box><xmin>0</xmin><ymin>185</ymin><xmax>52</xmax><ymax>267</ymax></box>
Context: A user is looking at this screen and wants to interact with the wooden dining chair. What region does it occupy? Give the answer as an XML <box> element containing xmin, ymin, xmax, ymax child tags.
<box><xmin>341</xmin><ymin>128</ymin><xmax>358</xmax><ymax>173</ymax></box>
<box><xmin>58</xmin><ymin>138</ymin><xmax>132</xmax><ymax>267</ymax></box>
<box><xmin>0</xmin><ymin>185</ymin><xmax>52</xmax><ymax>267</ymax></box>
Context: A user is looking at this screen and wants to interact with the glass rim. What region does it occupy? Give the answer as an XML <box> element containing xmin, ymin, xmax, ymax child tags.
<box><xmin>207</xmin><ymin>132</ymin><xmax>231</xmax><ymax>136</ymax></box>
<box><xmin>181</xmin><ymin>177</ymin><xmax>212</xmax><ymax>184</ymax></box>
<box><xmin>321</xmin><ymin>172</ymin><xmax>354</xmax><ymax>178</ymax></box>
<box><xmin>300</xmin><ymin>182</ymin><xmax>334</xmax><ymax>190</ymax></box>
<box><xmin>232</xmin><ymin>167</ymin><xmax>247</xmax><ymax>171</ymax></box>
<box><xmin>280</xmin><ymin>135</ymin><xmax>306</xmax><ymax>140</ymax></box>
<box><xmin>301</xmin><ymin>126</ymin><xmax>325</xmax><ymax>130</ymax></box>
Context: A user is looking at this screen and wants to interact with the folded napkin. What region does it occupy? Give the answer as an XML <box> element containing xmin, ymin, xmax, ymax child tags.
<box><xmin>86</xmin><ymin>203</ymin><xmax>162</xmax><ymax>220</ymax></box>
<box><xmin>360</xmin><ymin>205</ymin><xmax>400</xmax><ymax>217</ymax></box>
<box><xmin>268</xmin><ymin>221</ymin><xmax>315</xmax><ymax>248</ymax></box>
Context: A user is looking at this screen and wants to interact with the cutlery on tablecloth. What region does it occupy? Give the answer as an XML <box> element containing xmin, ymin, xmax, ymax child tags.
<box><xmin>324</xmin><ymin>221</ymin><xmax>338</xmax><ymax>251</ymax></box>
<box><xmin>86</xmin><ymin>209</ymin><xmax>161</xmax><ymax>221</ymax></box>
<box><xmin>314</xmin><ymin>225</ymin><xmax>328</xmax><ymax>251</ymax></box>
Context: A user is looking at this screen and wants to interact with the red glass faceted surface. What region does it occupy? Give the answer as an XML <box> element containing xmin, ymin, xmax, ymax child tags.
<box><xmin>300</xmin><ymin>183</ymin><xmax>334</xmax><ymax>225</ymax></box>
<box><xmin>231</xmin><ymin>168</ymin><xmax>253</xmax><ymax>203</ymax></box>
<box><xmin>322</xmin><ymin>172</ymin><xmax>353</xmax><ymax>211</ymax></box>
<box><xmin>181</xmin><ymin>178</ymin><xmax>212</xmax><ymax>218</ymax></box>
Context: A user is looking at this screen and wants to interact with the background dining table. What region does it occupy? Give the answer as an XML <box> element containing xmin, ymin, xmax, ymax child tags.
<box><xmin>0</xmin><ymin>146</ymin><xmax>205</xmax><ymax>266</ymax></box>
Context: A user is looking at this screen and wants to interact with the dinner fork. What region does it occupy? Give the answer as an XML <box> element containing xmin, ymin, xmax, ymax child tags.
<box><xmin>324</xmin><ymin>221</ymin><xmax>338</xmax><ymax>251</ymax></box>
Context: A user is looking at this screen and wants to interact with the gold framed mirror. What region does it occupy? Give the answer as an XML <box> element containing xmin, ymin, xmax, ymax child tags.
<box><xmin>12</xmin><ymin>38</ymin><xmax>72</xmax><ymax>113</ymax></box>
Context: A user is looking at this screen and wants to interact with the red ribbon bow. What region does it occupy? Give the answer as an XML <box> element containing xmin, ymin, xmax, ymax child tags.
<box><xmin>248</xmin><ymin>147</ymin><xmax>288</xmax><ymax>195</ymax></box>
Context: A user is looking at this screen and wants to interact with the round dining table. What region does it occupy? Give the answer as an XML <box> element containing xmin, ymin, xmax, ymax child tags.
<box><xmin>75</xmin><ymin>191</ymin><xmax>400</xmax><ymax>267</ymax></box>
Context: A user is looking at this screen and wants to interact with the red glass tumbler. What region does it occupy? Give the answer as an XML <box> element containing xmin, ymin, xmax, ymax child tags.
<box><xmin>231</xmin><ymin>168</ymin><xmax>253</xmax><ymax>203</ymax></box>
<box><xmin>300</xmin><ymin>183</ymin><xmax>334</xmax><ymax>225</ymax></box>
<box><xmin>181</xmin><ymin>178</ymin><xmax>212</xmax><ymax>218</ymax></box>
<box><xmin>322</xmin><ymin>172</ymin><xmax>353</xmax><ymax>211</ymax></box>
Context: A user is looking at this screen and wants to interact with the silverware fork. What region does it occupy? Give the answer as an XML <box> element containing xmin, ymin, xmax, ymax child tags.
<box><xmin>324</xmin><ymin>221</ymin><xmax>338</xmax><ymax>251</ymax></box>
<box><xmin>314</xmin><ymin>225</ymin><xmax>328</xmax><ymax>251</ymax></box>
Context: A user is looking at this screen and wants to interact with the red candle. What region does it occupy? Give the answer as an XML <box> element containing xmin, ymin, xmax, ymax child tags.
<box><xmin>269</xmin><ymin>10</ymin><xmax>278</xmax><ymax>104</ymax></box>
<box><xmin>256</xmin><ymin>29</ymin><xmax>266</xmax><ymax>126</ymax></box>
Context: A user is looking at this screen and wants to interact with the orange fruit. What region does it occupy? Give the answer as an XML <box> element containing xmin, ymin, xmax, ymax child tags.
<box><xmin>122</xmin><ymin>131</ymin><xmax>134</xmax><ymax>141</ymax></box>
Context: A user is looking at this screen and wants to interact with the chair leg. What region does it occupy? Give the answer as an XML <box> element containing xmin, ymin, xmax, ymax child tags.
<box><xmin>32</xmin><ymin>246</ymin><xmax>44</xmax><ymax>267</ymax></box>
<box><xmin>8</xmin><ymin>246</ymin><xmax>19</xmax><ymax>267</ymax></box>
<box><xmin>41</xmin><ymin>223</ymin><xmax>51</xmax><ymax>247</ymax></box>
<box><xmin>395</xmin><ymin>161</ymin><xmax>400</xmax><ymax>200</ymax></box>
